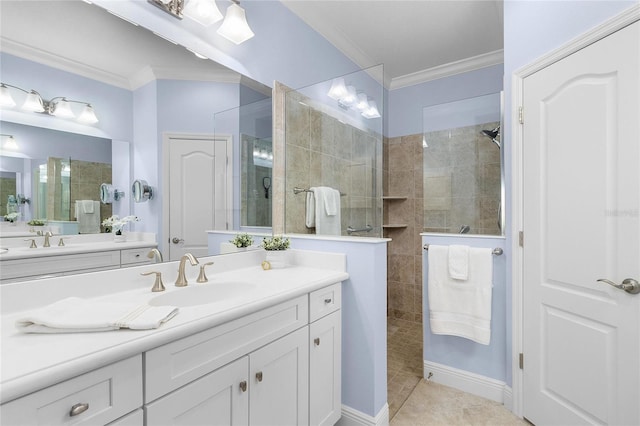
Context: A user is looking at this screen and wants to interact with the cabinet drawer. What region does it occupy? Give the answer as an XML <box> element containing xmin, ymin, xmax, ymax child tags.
<box><xmin>1</xmin><ymin>355</ymin><xmax>142</xmax><ymax>426</ymax></box>
<box><xmin>145</xmin><ymin>295</ymin><xmax>308</xmax><ymax>403</ymax></box>
<box><xmin>309</xmin><ymin>283</ymin><xmax>341</xmax><ymax>323</ymax></box>
<box><xmin>107</xmin><ymin>409</ymin><xmax>143</xmax><ymax>426</ymax></box>
<box><xmin>120</xmin><ymin>248</ymin><xmax>154</xmax><ymax>266</ymax></box>
<box><xmin>0</xmin><ymin>251</ymin><xmax>121</xmax><ymax>280</ymax></box>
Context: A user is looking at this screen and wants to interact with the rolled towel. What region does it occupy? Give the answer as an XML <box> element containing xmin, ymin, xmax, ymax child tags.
<box><xmin>448</xmin><ymin>244</ymin><xmax>469</xmax><ymax>280</ymax></box>
<box><xmin>16</xmin><ymin>297</ymin><xmax>179</xmax><ymax>333</ymax></box>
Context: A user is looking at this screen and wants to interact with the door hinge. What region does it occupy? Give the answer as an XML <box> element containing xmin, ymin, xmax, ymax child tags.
<box><xmin>518</xmin><ymin>106</ymin><xmax>524</xmax><ymax>124</ymax></box>
<box><xmin>519</xmin><ymin>353</ymin><xmax>524</xmax><ymax>369</ymax></box>
<box><xmin>519</xmin><ymin>231</ymin><xmax>524</xmax><ymax>247</ymax></box>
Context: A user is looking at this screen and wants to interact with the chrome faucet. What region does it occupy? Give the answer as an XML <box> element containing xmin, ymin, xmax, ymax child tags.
<box><xmin>147</xmin><ymin>248</ymin><xmax>163</xmax><ymax>263</ymax></box>
<box><xmin>43</xmin><ymin>231</ymin><xmax>53</xmax><ymax>247</ymax></box>
<box><xmin>175</xmin><ymin>253</ymin><xmax>199</xmax><ymax>287</ymax></box>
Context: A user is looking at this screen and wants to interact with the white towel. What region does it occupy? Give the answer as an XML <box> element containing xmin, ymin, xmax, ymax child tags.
<box><xmin>312</xmin><ymin>187</ymin><xmax>341</xmax><ymax>236</ymax></box>
<box><xmin>448</xmin><ymin>245</ymin><xmax>469</xmax><ymax>280</ymax></box>
<box><xmin>427</xmin><ymin>245</ymin><xmax>493</xmax><ymax>345</ymax></box>
<box><xmin>305</xmin><ymin>191</ymin><xmax>316</xmax><ymax>228</ymax></box>
<box><xmin>81</xmin><ymin>199</ymin><xmax>94</xmax><ymax>214</ymax></box>
<box><xmin>75</xmin><ymin>201</ymin><xmax>100</xmax><ymax>234</ymax></box>
<box><xmin>16</xmin><ymin>297</ymin><xmax>179</xmax><ymax>333</ymax></box>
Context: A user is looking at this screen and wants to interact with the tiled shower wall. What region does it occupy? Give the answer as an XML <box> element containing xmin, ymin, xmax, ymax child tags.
<box><xmin>0</xmin><ymin>176</ymin><xmax>17</xmax><ymax>217</ymax></box>
<box><xmin>385</xmin><ymin>122</ymin><xmax>501</xmax><ymax>322</ymax></box>
<box><xmin>70</xmin><ymin>159</ymin><xmax>112</xmax><ymax>224</ymax></box>
<box><xmin>283</xmin><ymin>91</ymin><xmax>382</xmax><ymax>236</ymax></box>
<box><xmin>241</xmin><ymin>134</ymin><xmax>272</xmax><ymax>227</ymax></box>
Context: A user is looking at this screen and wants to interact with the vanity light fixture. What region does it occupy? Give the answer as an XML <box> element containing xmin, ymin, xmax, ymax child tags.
<box><xmin>217</xmin><ymin>1</ymin><xmax>254</xmax><ymax>45</ymax></box>
<box><xmin>183</xmin><ymin>0</ymin><xmax>223</xmax><ymax>26</ymax></box>
<box><xmin>149</xmin><ymin>0</ymin><xmax>254</xmax><ymax>45</ymax></box>
<box><xmin>326</xmin><ymin>78</ymin><xmax>381</xmax><ymax>119</ymax></box>
<box><xmin>0</xmin><ymin>82</ymin><xmax>99</xmax><ymax>124</ymax></box>
<box><xmin>0</xmin><ymin>134</ymin><xmax>18</xmax><ymax>151</ymax></box>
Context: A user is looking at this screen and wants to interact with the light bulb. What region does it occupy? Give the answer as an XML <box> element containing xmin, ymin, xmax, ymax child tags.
<box><xmin>22</xmin><ymin>91</ymin><xmax>44</xmax><ymax>113</ymax></box>
<box><xmin>77</xmin><ymin>104</ymin><xmax>99</xmax><ymax>124</ymax></box>
<box><xmin>0</xmin><ymin>85</ymin><xmax>16</xmax><ymax>108</ymax></box>
<box><xmin>184</xmin><ymin>0</ymin><xmax>223</xmax><ymax>26</ymax></box>
<box><xmin>327</xmin><ymin>78</ymin><xmax>348</xmax><ymax>100</ymax></box>
<box><xmin>52</xmin><ymin>99</ymin><xmax>75</xmax><ymax>119</ymax></box>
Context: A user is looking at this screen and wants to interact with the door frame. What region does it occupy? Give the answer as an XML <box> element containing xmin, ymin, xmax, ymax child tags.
<box><xmin>161</xmin><ymin>132</ymin><xmax>233</xmax><ymax>257</ymax></box>
<box><xmin>510</xmin><ymin>4</ymin><xmax>640</xmax><ymax>417</ymax></box>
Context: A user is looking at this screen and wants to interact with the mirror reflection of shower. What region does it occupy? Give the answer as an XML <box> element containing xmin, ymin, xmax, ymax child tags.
<box><xmin>481</xmin><ymin>125</ymin><xmax>501</xmax><ymax>148</ymax></box>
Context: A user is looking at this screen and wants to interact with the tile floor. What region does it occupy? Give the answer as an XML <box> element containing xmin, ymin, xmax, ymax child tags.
<box><xmin>387</xmin><ymin>317</ymin><xmax>526</xmax><ymax>425</ymax></box>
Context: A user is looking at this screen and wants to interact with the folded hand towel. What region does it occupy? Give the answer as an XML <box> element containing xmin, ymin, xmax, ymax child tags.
<box><xmin>323</xmin><ymin>188</ymin><xmax>339</xmax><ymax>216</ymax></box>
<box><xmin>16</xmin><ymin>297</ymin><xmax>179</xmax><ymax>333</ymax></box>
<box><xmin>448</xmin><ymin>245</ymin><xmax>469</xmax><ymax>280</ymax></box>
<box><xmin>428</xmin><ymin>245</ymin><xmax>493</xmax><ymax>345</ymax></box>
<box><xmin>305</xmin><ymin>191</ymin><xmax>316</xmax><ymax>228</ymax></box>
<box><xmin>313</xmin><ymin>187</ymin><xmax>341</xmax><ymax>236</ymax></box>
<box><xmin>81</xmin><ymin>199</ymin><xmax>95</xmax><ymax>214</ymax></box>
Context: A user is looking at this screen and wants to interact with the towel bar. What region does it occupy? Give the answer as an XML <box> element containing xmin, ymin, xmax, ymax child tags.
<box><xmin>293</xmin><ymin>187</ymin><xmax>346</xmax><ymax>196</ymax></box>
<box><xmin>423</xmin><ymin>244</ymin><xmax>503</xmax><ymax>256</ymax></box>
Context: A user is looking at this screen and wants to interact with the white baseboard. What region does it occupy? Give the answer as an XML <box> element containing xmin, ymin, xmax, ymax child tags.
<box><xmin>424</xmin><ymin>360</ymin><xmax>509</xmax><ymax>405</ymax></box>
<box><xmin>337</xmin><ymin>403</ymin><xmax>389</xmax><ymax>426</ymax></box>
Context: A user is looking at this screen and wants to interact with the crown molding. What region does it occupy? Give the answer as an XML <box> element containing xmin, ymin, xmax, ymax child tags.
<box><xmin>390</xmin><ymin>49</ymin><xmax>504</xmax><ymax>90</ymax></box>
<box><xmin>1</xmin><ymin>37</ymin><xmax>132</xmax><ymax>90</ymax></box>
<box><xmin>129</xmin><ymin>65</ymin><xmax>241</xmax><ymax>90</ymax></box>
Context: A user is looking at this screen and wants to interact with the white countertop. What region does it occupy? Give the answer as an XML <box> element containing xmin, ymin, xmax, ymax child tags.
<box><xmin>0</xmin><ymin>249</ymin><xmax>348</xmax><ymax>403</ymax></box>
<box><xmin>0</xmin><ymin>232</ymin><xmax>157</xmax><ymax>261</ymax></box>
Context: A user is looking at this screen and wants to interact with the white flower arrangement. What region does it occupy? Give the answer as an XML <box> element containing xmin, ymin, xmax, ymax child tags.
<box><xmin>102</xmin><ymin>215</ymin><xmax>140</xmax><ymax>235</ymax></box>
<box><xmin>3</xmin><ymin>212</ymin><xmax>19</xmax><ymax>223</ymax></box>
<box><xmin>230</xmin><ymin>233</ymin><xmax>254</xmax><ymax>248</ymax></box>
<box><xmin>261</xmin><ymin>235</ymin><xmax>290</xmax><ymax>251</ymax></box>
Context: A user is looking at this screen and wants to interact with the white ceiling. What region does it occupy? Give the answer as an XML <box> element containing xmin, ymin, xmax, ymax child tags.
<box><xmin>0</xmin><ymin>0</ymin><xmax>503</xmax><ymax>91</ymax></box>
<box><xmin>282</xmin><ymin>0</ymin><xmax>504</xmax><ymax>88</ymax></box>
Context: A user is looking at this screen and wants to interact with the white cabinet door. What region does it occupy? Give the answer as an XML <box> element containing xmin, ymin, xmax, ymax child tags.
<box><xmin>309</xmin><ymin>311</ymin><xmax>341</xmax><ymax>426</ymax></box>
<box><xmin>249</xmin><ymin>327</ymin><xmax>309</xmax><ymax>426</ymax></box>
<box><xmin>146</xmin><ymin>357</ymin><xmax>249</xmax><ymax>426</ymax></box>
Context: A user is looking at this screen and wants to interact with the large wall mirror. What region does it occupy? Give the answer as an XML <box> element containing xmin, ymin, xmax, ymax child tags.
<box><xmin>1</xmin><ymin>0</ymin><xmax>272</xmax><ymax>253</ymax></box>
<box><xmin>422</xmin><ymin>92</ymin><xmax>504</xmax><ymax>236</ymax></box>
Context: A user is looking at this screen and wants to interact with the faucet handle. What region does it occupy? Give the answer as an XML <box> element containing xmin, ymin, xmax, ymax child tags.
<box><xmin>141</xmin><ymin>271</ymin><xmax>165</xmax><ymax>292</ymax></box>
<box><xmin>24</xmin><ymin>238</ymin><xmax>37</xmax><ymax>248</ymax></box>
<box><xmin>197</xmin><ymin>262</ymin><xmax>214</xmax><ymax>283</ymax></box>
<box><xmin>58</xmin><ymin>237</ymin><xmax>68</xmax><ymax>247</ymax></box>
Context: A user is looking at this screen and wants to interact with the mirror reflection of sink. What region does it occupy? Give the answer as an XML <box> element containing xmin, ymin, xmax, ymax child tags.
<box><xmin>149</xmin><ymin>282</ymin><xmax>257</xmax><ymax>307</ymax></box>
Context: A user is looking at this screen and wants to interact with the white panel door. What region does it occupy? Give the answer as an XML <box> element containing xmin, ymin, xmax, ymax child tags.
<box><xmin>309</xmin><ymin>311</ymin><xmax>341</xmax><ymax>426</ymax></box>
<box><xmin>522</xmin><ymin>21</ymin><xmax>639</xmax><ymax>425</ymax></box>
<box><xmin>168</xmin><ymin>136</ymin><xmax>230</xmax><ymax>261</ymax></box>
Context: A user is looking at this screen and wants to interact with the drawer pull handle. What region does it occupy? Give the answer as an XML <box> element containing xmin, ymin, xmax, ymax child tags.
<box><xmin>135</xmin><ymin>254</ymin><xmax>140</xmax><ymax>258</ymax></box>
<box><xmin>324</xmin><ymin>298</ymin><xmax>332</xmax><ymax>304</ymax></box>
<box><xmin>256</xmin><ymin>371</ymin><xmax>263</xmax><ymax>382</ymax></box>
<box><xmin>314</xmin><ymin>337</ymin><xmax>320</xmax><ymax>346</ymax></box>
<box><xmin>69</xmin><ymin>402</ymin><xmax>89</xmax><ymax>417</ymax></box>
<box><xmin>240</xmin><ymin>380</ymin><xmax>247</xmax><ymax>392</ymax></box>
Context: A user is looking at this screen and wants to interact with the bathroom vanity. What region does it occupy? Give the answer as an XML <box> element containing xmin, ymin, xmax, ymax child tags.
<box><xmin>0</xmin><ymin>232</ymin><xmax>158</xmax><ymax>283</ymax></box>
<box><xmin>0</xmin><ymin>249</ymin><xmax>347</xmax><ymax>426</ymax></box>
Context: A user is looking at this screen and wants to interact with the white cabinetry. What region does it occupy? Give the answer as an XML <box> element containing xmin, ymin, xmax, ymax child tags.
<box><xmin>0</xmin><ymin>247</ymin><xmax>155</xmax><ymax>283</ymax></box>
<box><xmin>1</xmin><ymin>356</ymin><xmax>142</xmax><ymax>426</ymax></box>
<box><xmin>1</xmin><ymin>282</ymin><xmax>342</xmax><ymax>426</ymax></box>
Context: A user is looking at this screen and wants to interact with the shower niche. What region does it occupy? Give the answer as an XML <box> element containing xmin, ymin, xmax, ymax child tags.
<box><xmin>422</xmin><ymin>92</ymin><xmax>503</xmax><ymax>236</ymax></box>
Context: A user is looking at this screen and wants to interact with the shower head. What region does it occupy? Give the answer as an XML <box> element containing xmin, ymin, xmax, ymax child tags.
<box><xmin>480</xmin><ymin>126</ymin><xmax>501</xmax><ymax>148</ymax></box>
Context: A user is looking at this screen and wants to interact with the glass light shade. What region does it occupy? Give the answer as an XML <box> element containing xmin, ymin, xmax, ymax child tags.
<box><xmin>217</xmin><ymin>3</ymin><xmax>254</xmax><ymax>45</ymax></box>
<box><xmin>327</xmin><ymin>78</ymin><xmax>348</xmax><ymax>100</ymax></box>
<box><xmin>339</xmin><ymin>85</ymin><xmax>357</xmax><ymax>107</ymax></box>
<box><xmin>0</xmin><ymin>85</ymin><xmax>16</xmax><ymax>108</ymax></box>
<box><xmin>362</xmin><ymin>100</ymin><xmax>381</xmax><ymax>119</ymax></box>
<box><xmin>356</xmin><ymin>93</ymin><xmax>369</xmax><ymax>111</ymax></box>
<box><xmin>184</xmin><ymin>0</ymin><xmax>223</xmax><ymax>26</ymax></box>
<box><xmin>52</xmin><ymin>99</ymin><xmax>75</xmax><ymax>118</ymax></box>
<box><xmin>2</xmin><ymin>135</ymin><xmax>18</xmax><ymax>150</ymax></box>
<box><xmin>22</xmin><ymin>91</ymin><xmax>44</xmax><ymax>112</ymax></box>
<box><xmin>78</xmin><ymin>104</ymin><xmax>99</xmax><ymax>124</ymax></box>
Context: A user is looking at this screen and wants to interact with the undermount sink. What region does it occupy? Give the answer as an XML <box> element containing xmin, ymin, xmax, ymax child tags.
<box><xmin>149</xmin><ymin>281</ymin><xmax>257</xmax><ymax>307</ymax></box>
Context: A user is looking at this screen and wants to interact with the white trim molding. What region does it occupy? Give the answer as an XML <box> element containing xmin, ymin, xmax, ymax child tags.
<box><xmin>390</xmin><ymin>49</ymin><xmax>504</xmax><ymax>90</ymax></box>
<box><xmin>510</xmin><ymin>2</ymin><xmax>640</xmax><ymax>419</ymax></box>
<box><xmin>337</xmin><ymin>404</ymin><xmax>390</xmax><ymax>426</ymax></box>
<box><xmin>424</xmin><ymin>361</ymin><xmax>512</xmax><ymax>407</ymax></box>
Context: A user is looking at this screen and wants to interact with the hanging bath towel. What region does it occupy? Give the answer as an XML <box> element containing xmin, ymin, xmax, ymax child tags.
<box><xmin>312</xmin><ymin>186</ymin><xmax>341</xmax><ymax>236</ymax></box>
<box><xmin>427</xmin><ymin>245</ymin><xmax>493</xmax><ymax>345</ymax></box>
